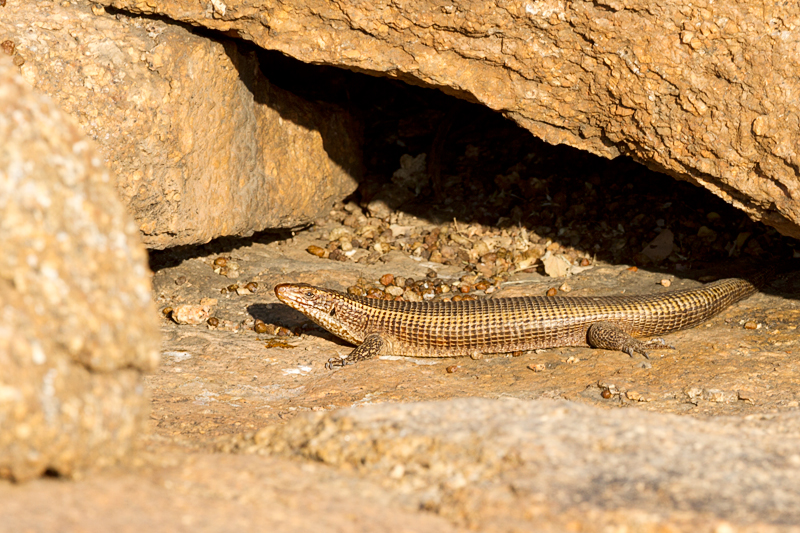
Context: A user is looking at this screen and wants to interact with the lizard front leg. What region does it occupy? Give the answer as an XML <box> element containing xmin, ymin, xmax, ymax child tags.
<box><xmin>326</xmin><ymin>333</ymin><xmax>387</xmax><ymax>369</ymax></box>
<box><xmin>586</xmin><ymin>321</ymin><xmax>674</xmax><ymax>363</ymax></box>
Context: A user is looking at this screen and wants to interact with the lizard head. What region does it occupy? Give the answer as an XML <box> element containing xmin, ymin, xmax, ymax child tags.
<box><xmin>274</xmin><ymin>283</ymin><xmax>361</xmax><ymax>345</ymax></box>
<box><xmin>274</xmin><ymin>283</ymin><xmax>336</xmax><ymax>314</ymax></box>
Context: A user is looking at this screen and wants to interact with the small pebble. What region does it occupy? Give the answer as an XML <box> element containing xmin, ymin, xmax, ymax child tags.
<box><xmin>328</xmin><ymin>227</ymin><xmax>352</xmax><ymax>241</ymax></box>
<box><xmin>546</xmin><ymin>287</ymin><xmax>558</xmax><ymax>296</ymax></box>
<box><xmin>161</xmin><ymin>307</ymin><xmax>173</xmax><ymax>317</ymax></box>
<box><xmin>474</xmin><ymin>280</ymin><xmax>490</xmax><ymax>291</ymax></box>
<box><xmin>307</xmin><ymin>245</ymin><xmax>327</xmax><ymax>258</ymax></box>
<box><xmin>207</xmin><ymin>317</ymin><xmax>220</xmax><ymax>327</ymax></box>
<box><xmin>347</xmin><ymin>286</ymin><xmax>366</xmax><ymax>296</ymax></box>
<box><xmin>404</xmin><ymin>289</ymin><xmax>422</xmax><ymax>302</ymax></box>
<box><xmin>213</xmin><ymin>257</ymin><xmax>228</xmax><ymax>267</ymax></box>
<box><xmin>1</xmin><ymin>40</ymin><xmax>14</xmax><ymax>56</ymax></box>
<box><xmin>254</xmin><ymin>320</ymin><xmax>268</xmax><ymax>334</ymax></box>
<box><xmin>367</xmin><ymin>287</ymin><xmax>384</xmax><ymax>298</ymax></box>
<box><xmin>558</xmin><ymin>282</ymin><xmax>571</xmax><ymax>292</ymax></box>
<box><xmin>627</xmin><ymin>266</ymin><xmax>638</xmax><ymax>272</ymax></box>
<box><xmin>329</xmin><ymin>249</ymin><xmax>347</xmax><ymax>261</ymax></box>
<box><xmin>744</xmin><ymin>321</ymin><xmax>758</xmax><ymax>330</ymax></box>
<box><xmin>660</xmin><ymin>279</ymin><xmax>671</xmax><ymax>287</ymax></box>
<box><xmin>227</xmin><ymin>284</ymin><xmax>239</xmax><ymax>292</ymax></box>
<box><xmin>171</xmin><ymin>304</ymin><xmax>210</xmax><ymax>325</ymax></box>
<box><xmin>380</xmin><ymin>273</ymin><xmax>394</xmax><ymax>286</ymax></box>
<box><xmin>580</xmin><ymin>258</ymin><xmax>591</xmax><ymax>267</ymax></box>
<box><xmin>601</xmin><ymin>389</ymin><xmax>613</xmax><ymax>399</ymax></box>
<box><xmin>446</xmin><ymin>365</ymin><xmax>459</xmax><ymax>373</ymax></box>
<box><xmin>245</xmin><ymin>282</ymin><xmax>258</xmax><ymax>292</ymax></box>
<box><xmin>528</xmin><ymin>363</ymin><xmax>546</xmax><ymax>372</ymax></box>
<box><xmin>626</xmin><ymin>391</ymin><xmax>644</xmax><ymax>402</ymax></box>
<box><xmin>385</xmin><ymin>285</ymin><xmax>404</xmax><ymax>297</ymax></box>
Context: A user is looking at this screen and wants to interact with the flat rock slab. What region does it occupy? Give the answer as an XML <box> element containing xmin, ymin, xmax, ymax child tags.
<box><xmin>147</xmin><ymin>230</ymin><xmax>800</xmax><ymax>443</ymax></box>
<box><xmin>243</xmin><ymin>397</ymin><xmax>800</xmax><ymax>531</ymax></box>
<box><xmin>134</xmin><ymin>224</ymin><xmax>800</xmax><ymax>529</ymax></box>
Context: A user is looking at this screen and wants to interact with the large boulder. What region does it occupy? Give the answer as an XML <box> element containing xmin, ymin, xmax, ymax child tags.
<box><xmin>0</xmin><ymin>57</ymin><xmax>160</xmax><ymax>481</ymax></box>
<box><xmin>2</xmin><ymin>0</ymin><xmax>361</xmax><ymax>248</ymax></box>
<box><xmin>91</xmin><ymin>0</ymin><xmax>800</xmax><ymax>239</ymax></box>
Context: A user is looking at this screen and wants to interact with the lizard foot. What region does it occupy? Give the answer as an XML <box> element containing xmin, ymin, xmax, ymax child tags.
<box><xmin>325</xmin><ymin>333</ymin><xmax>386</xmax><ymax>370</ymax></box>
<box><xmin>587</xmin><ymin>322</ymin><xmax>672</xmax><ymax>363</ymax></box>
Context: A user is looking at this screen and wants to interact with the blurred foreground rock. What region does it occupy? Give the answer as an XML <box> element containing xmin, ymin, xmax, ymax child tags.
<box><xmin>0</xmin><ymin>57</ymin><xmax>159</xmax><ymax>481</ymax></box>
<box><xmin>1</xmin><ymin>0</ymin><xmax>361</xmax><ymax>248</ymax></box>
<box><xmin>241</xmin><ymin>398</ymin><xmax>800</xmax><ymax>531</ymax></box>
<box><xmin>92</xmin><ymin>0</ymin><xmax>800</xmax><ymax>239</ymax></box>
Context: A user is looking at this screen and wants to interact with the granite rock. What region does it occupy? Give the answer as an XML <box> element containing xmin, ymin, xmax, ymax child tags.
<box><xmin>2</xmin><ymin>0</ymin><xmax>361</xmax><ymax>248</ymax></box>
<box><xmin>252</xmin><ymin>397</ymin><xmax>800</xmax><ymax>531</ymax></box>
<box><xmin>91</xmin><ymin>0</ymin><xmax>800</xmax><ymax>239</ymax></box>
<box><xmin>0</xmin><ymin>57</ymin><xmax>159</xmax><ymax>481</ymax></box>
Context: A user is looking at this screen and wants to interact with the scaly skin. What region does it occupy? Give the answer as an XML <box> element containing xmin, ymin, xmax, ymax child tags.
<box><xmin>274</xmin><ymin>277</ymin><xmax>759</xmax><ymax>369</ymax></box>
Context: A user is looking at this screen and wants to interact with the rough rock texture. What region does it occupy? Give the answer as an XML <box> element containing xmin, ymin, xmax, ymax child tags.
<box><xmin>0</xmin><ymin>453</ymin><xmax>466</xmax><ymax>533</ymax></box>
<box><xmin>1</xmin><ymin>0</ymin><xmax>361</xmax><ymax>248</ymax></box>
<box><xmin>0</xmin><ymin>57</ymin><xmax>160</xmax><ymax>481</ymax></box>
<box><xmin>92</xmin><ymin>0</ymin><xmax>800</xmax><ymax>239</ymax></box>
<box><xmin>246</xmin><ymin>398</ymin><xmax>800</xmax><ymax>531</ymax></box>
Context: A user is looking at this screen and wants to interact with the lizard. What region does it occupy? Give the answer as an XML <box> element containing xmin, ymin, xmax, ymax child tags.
<box><xmin>274</xmin><ymin>273</ymin><xmax>765</xmax><ymax>369</ymax></box>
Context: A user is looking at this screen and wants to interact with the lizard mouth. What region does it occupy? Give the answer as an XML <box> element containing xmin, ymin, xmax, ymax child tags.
<box><xmin>274</xmin><ymin>283</ymin><xmax>324</xmax><ymax>311</ymax></box>
<box><xmin>274</xmin><ymin>283</ymin><xmax>304</xmax><ymax>307</ymax></box>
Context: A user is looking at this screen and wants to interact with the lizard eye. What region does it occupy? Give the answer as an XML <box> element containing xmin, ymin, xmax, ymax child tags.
<box><xmin>305</xmin><ymin>291</ymin><xmax>314</xmax><ymax>298</ymax></box>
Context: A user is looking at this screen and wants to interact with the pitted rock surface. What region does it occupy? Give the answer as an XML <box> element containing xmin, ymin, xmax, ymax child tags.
<box><xmin>1</xmin><ymin>0</ymin><xmax>361</xmax><ymax>248</ymax></box>
<box><xmin>92</xmin><ymin>0</ymin><xmax>800</xmax><ymax>239</ymax></box>
<box><xmin>0</xmin><ymin>57</ymin><xmax>159</xmax><ymax>481</ymax></box>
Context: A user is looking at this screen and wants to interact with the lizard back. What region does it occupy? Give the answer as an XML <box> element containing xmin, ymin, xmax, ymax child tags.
<box><xmin>276</xmin><ymin>278</ymin><xmax>757</xmax><ymax>357</ymax></box>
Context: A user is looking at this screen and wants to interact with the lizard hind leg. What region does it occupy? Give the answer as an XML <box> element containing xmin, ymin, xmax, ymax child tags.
<box><xmin>326</xmin><ymin>333</ymin><xmax>387</xmax><ymax>369</ymax></box>
<box><xmin>586</xmin><ymin>321</ymin><xmax>673</xmax><ymax>360</ymax></box>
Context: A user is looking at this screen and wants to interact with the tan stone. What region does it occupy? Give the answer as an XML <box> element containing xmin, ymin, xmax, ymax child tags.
<box><xmin>1</xmin><ymin>0</ymin><xmax>361</xmax><ymax>248</ymax></box>
<box><xmin>92</xmin><ymin>0</ymin><xmax>800</xmax><ymax>239</ymax></box>
<box><xmin>0</xmin><ymin>57</ymin><xmax>159</xmax><ymax>481</ymax></box>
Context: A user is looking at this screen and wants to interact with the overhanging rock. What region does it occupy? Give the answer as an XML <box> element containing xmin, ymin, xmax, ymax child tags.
<box><xmin>92</xmin><ymin>0</ymin><xmax>800</xmax><ymax>239</ymax></box>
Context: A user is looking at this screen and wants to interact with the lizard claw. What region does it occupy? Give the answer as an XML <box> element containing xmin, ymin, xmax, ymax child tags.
<box><xmin>325</xmin><ymin>356</ymin><xmax>346</xmax><ymax>369</ymax></box>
